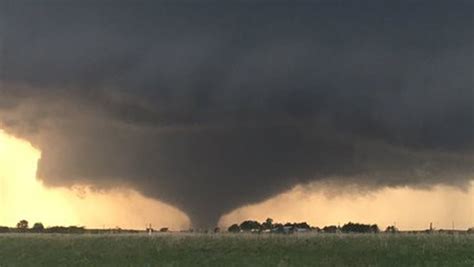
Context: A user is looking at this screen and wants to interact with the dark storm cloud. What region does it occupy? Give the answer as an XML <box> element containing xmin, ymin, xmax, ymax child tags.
<box><xmin>1</xmin><ymin>1</ymin><xmax>473</xmax><ymax>226</ymax></box>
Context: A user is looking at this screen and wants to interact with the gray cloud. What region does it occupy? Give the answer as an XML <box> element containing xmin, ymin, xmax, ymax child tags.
<box><xmin>1</xmin><ymin>1</ymin><xmax>473</xmax><ymax>227</ymax></box>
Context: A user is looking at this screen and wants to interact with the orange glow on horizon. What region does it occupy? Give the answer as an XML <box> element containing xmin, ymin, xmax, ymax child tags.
<box><xmin>221</xmin><ymin>182</ymin><xmax>474</xmax><ymax>231</ymax></box>
<box><xmin>0</xmin><ymin>130</ymin><xmax>190</xmax><ymax>230</ymax></box>
<box><xmin>1</xmin><ymin>129</ymin><xmax>473</xmax><ymax>231</ymax></box>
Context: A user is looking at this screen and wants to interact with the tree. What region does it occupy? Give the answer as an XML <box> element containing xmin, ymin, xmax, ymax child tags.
<box><xmin>370</xmin><ymin>224</ymin><xmax>380</xmax><ymax>233</ymax></box>
<box><xmin>294</xmin><ymin>222</ymin><xmax>311</xmax><ymax>230</ymax></box>
<box><xmin>262</xmin><ymin>218</ymin><xmax>274</xmax><ymax>230</ymax></box>
<box><xmin>16</xmin><ymin>220</ymin><xmax>28</xmax><ymax>230</ymax></box>
<box><xmin>240</xmin><ymin>220</ymin><xmax>262</xmax><ymax>232</ymax></box>
<box><xmin>385</xmin><ymin>225</ymin><xmax>399</xmax><ymax>233</ymax></box>
<box><xmin>228</xmin><ymin>224</ymin><xmax>241</xmax><ymax>233</ymax></box>
<box><xmin>323</xmin><ymin>225</ymin><xmax>339</xmax><ymax>233</ymax></box>
<box><xmin>341</xmin><ymin>222</ymin><xmax>379</xmax><ymax>233</ymax></box>
<box><xmin>32</xmin><ymin>223</ymin><xmax>45</xmax><ymax>232</ymax></box>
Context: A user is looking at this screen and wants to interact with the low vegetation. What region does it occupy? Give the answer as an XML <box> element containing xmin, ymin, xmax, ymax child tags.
<box><xmin>1</xmin><ymin>219</ymin><xmax>473</xmax><ymax>266</ymax></box>
<box><xmin>0</xmin><ymin>233</ymin><xmax>473</xmax><ymax>266</ymax></box>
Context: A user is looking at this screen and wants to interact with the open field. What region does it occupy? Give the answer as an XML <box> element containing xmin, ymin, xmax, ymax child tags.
<box><xmin>0</xmin><ymin>233</ymin><xmax>473</xmax><ymax>266</ymax></box>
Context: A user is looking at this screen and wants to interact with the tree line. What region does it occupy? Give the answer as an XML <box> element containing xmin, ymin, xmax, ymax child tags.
<box><xmin>0</xmin><ymin>220</ymin><xmax>86</xmax><ymax>234</ymax></box>
<box><xmin>1</xmin><ymin>219</ymin><xmax>473</xmax><ymax>234</ymax></box>
<box><xmin>227</xmin><ymin>218</ymin><xmax>385</xmax><ymax>234</ymax></box>
<box><xmin>0</xmin><ymin>220</ymin><xmax>139</xmax><ymax>234</ymax></box>
<box><xmin>228</xmin><ymin>219</ymin><xmax>474</xmax><ymax>234</ymax></box>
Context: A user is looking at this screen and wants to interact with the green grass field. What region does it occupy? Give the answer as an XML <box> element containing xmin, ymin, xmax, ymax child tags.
<box><xmin>0</xmin><ymin>233</ymin><xmax>473</xmax><ymax>266</ymax></box>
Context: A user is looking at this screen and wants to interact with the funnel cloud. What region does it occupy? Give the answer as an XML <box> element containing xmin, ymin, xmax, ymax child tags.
<box><xmin>0</xmin><ymin>1</ymin><xmax>473</xmax><ymax>227</ymax></box>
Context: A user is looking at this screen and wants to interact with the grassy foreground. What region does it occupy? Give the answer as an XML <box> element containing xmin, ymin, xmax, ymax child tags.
<box><xmin>0</xmin><ymin>233</ymin><xmax>473</xmax><ymax>266</ymax></box>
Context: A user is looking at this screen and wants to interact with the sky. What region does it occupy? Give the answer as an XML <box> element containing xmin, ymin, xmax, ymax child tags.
<box><xmin>0</xmin><ymin>0</ymin><xmax>473</xmax><ymax>229</ymax></box>
<box><xmin>0</xmin><ymin>130</ymin><xmax>191</xmax><ymax>230</ymax></box>
<box><xmin>0</xmin><ymin>130</ymin><xmax>472</xmax><ymax>230</ymax></box>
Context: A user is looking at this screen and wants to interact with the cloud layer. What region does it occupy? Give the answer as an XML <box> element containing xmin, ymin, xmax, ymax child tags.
<box><xmin>1</xmin><ymin>1</ymin><xmax>473</xmax><ymax>226</ymax></box>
